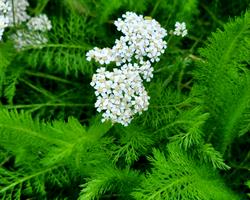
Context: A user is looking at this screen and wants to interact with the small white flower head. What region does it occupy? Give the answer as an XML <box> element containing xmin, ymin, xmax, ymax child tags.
<box><xmin>173</xmin><ymin>22</ymin><xmax>187</xmax><ymax>37</ymax></box>
<box><xmin>7</xmin><ymin>0</ymin><xmax>30</xmax><ymax>25</ymax></box>
<box><xmin>11</xmin><ymin>30</ymin><xmax>48</xmax><ymax>50</ymax></box>
<box><xmin>90</xmin><ymin>66</ymin><xmax>150</xmax><ymax>126</ymax></box>
<box><xmin>113</xmin><ymin>12</ymin><xmax>167</xmax><ymax>64</ymax></box>
<box><xmin>27</xmin><ymin>14</ymin><xmax>52</xmax><ymax>32</ymax></box>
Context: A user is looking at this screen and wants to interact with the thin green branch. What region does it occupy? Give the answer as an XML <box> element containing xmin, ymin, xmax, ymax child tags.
<box><xmin>11</xmin><ymin>0</ymin><xmax>16</xmax><ymax>25</ymax></box>
<box><xmin>0</xmin><ymin>166</ymin><xmax>59</xmax><ymax>194</ymax></box>
<box><xmin>201</xmin><ymin>3</ymin><xmax>224</xmax><ymax>27</ymax></box>
<box><xmin>3</xmin><ymin>103</ymin><xmax>92</xmax><ymax>109</ymax></box>
<box><xmin>19</xmin><ymin>78</ymin><xmax>57</xmax><ymax>100</ymax></box>
<box><xmin>25</xmin><ymin>71</ymin><xmax>75</xmax><ymax>85</ymax></box>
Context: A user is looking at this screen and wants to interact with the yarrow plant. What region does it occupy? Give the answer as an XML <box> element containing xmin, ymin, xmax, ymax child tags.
<box><xmin>0</xmin><ymin>0</ymin><xmax>52</xmax><ymax>49</ymax></box>
<box><xmin>86</xmin><ymin>11</ymin><xmax>188</xmax><ymax>126</ymax></box>
<box><xmin>0</xmin><ymin>1</ymin><xmax>249</xmax><ymax>199</ymax></box>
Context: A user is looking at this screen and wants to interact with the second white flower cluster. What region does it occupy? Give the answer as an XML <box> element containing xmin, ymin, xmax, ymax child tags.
<box><xmin>0</xmin><ymin>0</ymin><xmax>52</xmax><ymax>49</ymax></box>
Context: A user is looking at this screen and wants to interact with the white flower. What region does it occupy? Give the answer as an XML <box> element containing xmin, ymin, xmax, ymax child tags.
<box><xmin>113</xmin><ymin>12</ymin><xmax>167</xmax><ymax>64</ymax></box>
<box><xmin>173</xmin><ymin>22</ymin><xmax>188</xmax><ymax>37</ymax></box>
<box><xmin>91</xmin><ymin>67</ymin><xmax>150</xmax><ymax>126</ymax></box>
<box><xmin>86</xmin><ymin>12</ymin><xmax>167</xmax><ymax>66</ymax></box>
<box><xmin>27</xmin><ymin>14</ymin><xmax>52</xmax><ymax>32</ymax></box>
<box><xmin>11</xmin><ymin>30</ymin><xmax>48</xmax><ymax>50</ymax></box>
<box><xmin>7</xmin><ymin>0</ymin><xmax>30</xmax><ymax>25</ymax></box>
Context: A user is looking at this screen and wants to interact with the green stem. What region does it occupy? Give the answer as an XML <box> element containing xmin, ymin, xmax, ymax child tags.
<box><xmin>33</xmin><ymin>0</ymin><xmax>49</xmax><ymax>15</ymax></box>
<box><xmin>11</xmin><ymin>0</ymin><xmax>16</xmax><ymax>25</ymax></box>
<box><xmin>19</xmin><ymin>78</ymin><xmax>56</xmax><ymax>100</ymax></box>
<box><xmin>201</xmin><ymin>3</ymin><xmax>224</xmax><ymax>27</ymax></box>
<box><xmin>167</xmin><ymin>34</ymin><xmax>174</xmax><ymax>44</ymax></box>
<box><xmin>0</xmin><ymin>166</ymin><xmax>59</xmax><ymax>194</ymax></box>
<box><xmin>154</xmin><ymin>120</ymin><xmax>192</xmax><ymax>134</ymax></box>
<box><xmin>3</xmin><ymin>103</ymin><xmax>91</xmax><ymax>109</ymax></box>
<box><xmin>23</xmin><ymin>43</ymin><xmax>92</xmax><ymax>51</ymax></box>
<box><xmin>150</xmin><ymin>0</ymin><xmax>161</xmax><ymax>17</ymax></box>
<box><xmin>25</xmin><ymin>71</ymin><xmax>75</xmax><ymax>85</ymax></box>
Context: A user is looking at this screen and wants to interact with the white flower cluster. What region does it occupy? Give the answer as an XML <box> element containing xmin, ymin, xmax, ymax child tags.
<box><xmin>27</xmin><ymin>14</ymin><xmax>52</xmax><ymax>32</ymax></box>
<box><xmin>11</xmin><ymin>30</ymin><xmax>49</xmax><ymax>50</ymax></box>
<box><xmin>7</xmin><ymin>0</ymin><xmax>30</xmax><ymax>25</ymax></box>
<box><xmin>11</xmin><ymin>15</ymin><xmax>52</xmax><ymax>50</ymax></box>
<box><xmin>11</xmin><ymin>14</ymin><xmax>52</xmax><ymax>50</ymax></box>
<box><xmin>173</xmin><ymin>22</ymin><xmax>188</xmax><ymax>37</ymax></box>
<box><xmin>87</xmin><ymin>12</ymin><xmax>188</xmax><ymax>126</ymax></box>
<box><xmin>87</xmin><ymin>12</ymin><xmax>169</xmax><ymax>126</ymax></box>
<box><xmin>0</xmin><ymin>0</ymin><xmax>52</xmax><ymax>49</ymax></box>
<box><xmin>0</xmin><ymin>0</ymin><xmax>29</xmax><ymax>33</ymax></box>
<box><xmin>90</xmin><ymin>67</ymin><xmax>150</xmax><ymax>126</ymax></box>
<box><xmin>87</xmin><ymin>12</ymin><xmax>167</xmax><ymax>66</ymax></box>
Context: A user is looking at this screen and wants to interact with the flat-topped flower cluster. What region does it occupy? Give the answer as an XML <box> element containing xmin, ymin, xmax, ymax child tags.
<box><xmin>87</xmin><ymin>12</ymin><xmax>188</xmax><ymax>126</ymax></box>
<box><xmin>87</xmin><ymin>12</ymin><xmax>166</xmax><ymax>126</ymax></box>
<box><xmin>87</xmin><ymin>12</ymin><xmax>167</xmax><ymax>66</ymax></box>
<box><xmin>0</xmin><ymin>0</ymin><xmax>52</xmax><ymax>49</ymax></box>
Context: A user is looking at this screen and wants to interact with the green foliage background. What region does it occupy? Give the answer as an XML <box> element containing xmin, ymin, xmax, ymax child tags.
<box><xmin>0</xmin><ymin>0</ymin><xmax>249</xmax><ymax>199</ymax></box>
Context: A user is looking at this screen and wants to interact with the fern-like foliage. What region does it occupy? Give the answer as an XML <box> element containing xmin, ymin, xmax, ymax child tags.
<box><xmin>21</xmin><ymin>13</ymin><xmax>94</xmax><ymax>75</ymax></box>
<box><xmin>137</xmin><ymin>83</ymin><xmax>197</xmax><ymax>131</ymax></box>
<box><xmin>0</xmin><ymin>109</ymin><xmax>112</xmax><ymax>198</ymax></box>
<box><xmin>0</xmin><ymin>166</ymin><xmax>55</xmax><ymax>200</ymax></box>
<box><xmin>111</xmin><ymin>124</ymin><xmax>155</xmax><ymax>166</ymax></box>
<box><xmin>0</xmin><ymin>42</ymin><xmax>17</xmax><ymax>103</ymax></box>
<box><xmin>79</xmin><ymin>165</ymin><xmax>142</xmax><ymax>200</ymax></box>
<box><xmin>196</xmin><ymin>143</ymin><xmax>230</xmax><ymax>170</ymax></box>
<box><xmin>132</xmin><ymin>144</ymin><xmax>241</xmax><ymax>200</ymax></box>
<box><xmin>195</xmin><ymin>11</ymin><xmax>250</xmax><ymax>153</ymax></box>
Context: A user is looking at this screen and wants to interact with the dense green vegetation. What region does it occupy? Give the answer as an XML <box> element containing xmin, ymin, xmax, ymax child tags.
<box><xmin>0</xmin><ymin>0</ymin><xmax>249</xmax><ymax>199</ymax></box>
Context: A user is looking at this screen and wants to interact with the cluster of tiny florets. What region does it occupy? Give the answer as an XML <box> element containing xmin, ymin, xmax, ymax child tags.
<box><xmin>114</xmin><ymin>12</ymin><xmax>167</xmax><ymax>63</ymax></box>
<box><xmin>27</xmin><ymin>14</ymin><xmax>52</xmax><ymax>32</ymax></box>
<box><xmin>87</xmin><ymin>12</ymin><xmax>167</xmax><ymax>125</ymax></box>
<box><xmin>86</xmin><ymin>12</ymin><xmax>167</xmax><ymax>66</ymax></box>
<box><xmin>90</xmin><ymin>67</ymin><xmax>150</xmax><ymax>126</ymax></box>
<box><xmin>0</xmin><ymin>0</ymin><xmax>30</xmax><ymax>30</ymax></box>
<box><xmin>10</xmin><ymin>14</ymin><xmax>52</xmax><ymax>50</ymax></box>
<box><xmin>11</xmin><ymin>30</ymin><xmax>48</xmax><ymax>50</ymax></box>
<box><xmin>173</xmin><ymin>22</ymin><xmax>188</xmax><ymax>37</ymax></box>
<box><xmin>7</xmin><ymin>0</ymin><xmax>30</xmax><ymax>25</ymax></box>
<box><xmin>0</xmin><ymin>0</ymin><xmax>52</xmax><ymax>49</ymax></box>
<box><xmin>87</xmin><ymin>12</ymin><xmax>188</xmax><ymax>126</ymax></box>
